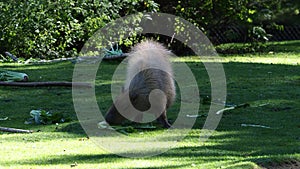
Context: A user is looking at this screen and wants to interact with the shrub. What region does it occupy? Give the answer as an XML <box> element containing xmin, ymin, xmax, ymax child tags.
<box><xmin>0</xmin><ymin>0</ymin><xmax>158</xmax><ymax>59</ymax></box>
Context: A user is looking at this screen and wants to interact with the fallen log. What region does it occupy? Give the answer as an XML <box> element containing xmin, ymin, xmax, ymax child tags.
<box><xmin>0</xmin><ymin>126</ymin><xmax>33</xmax><ymax>133</ymax></box>
<box><xmin>0</xmin><ymin>81</ymin><xmax>92</xmax><ymax>88</ymax></box>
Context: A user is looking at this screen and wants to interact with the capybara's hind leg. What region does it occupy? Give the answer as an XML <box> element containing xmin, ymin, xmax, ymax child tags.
<box><xmin>157</xmin><ymin>110</ymin><xmax>171</xmax><ymax>128</ymax></box>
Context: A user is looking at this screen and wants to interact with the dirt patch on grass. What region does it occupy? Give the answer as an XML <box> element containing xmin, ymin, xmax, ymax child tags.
<box><xmin>260</xmin><ymin>160</ymin><xmax>300</xmax><ymax>169</ymax></box>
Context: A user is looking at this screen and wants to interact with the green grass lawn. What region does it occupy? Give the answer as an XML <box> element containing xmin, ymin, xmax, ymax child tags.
<box><xmin>0</xmin><ymin>41</ymin><xmax>299</xmax><ymax>169</ymax></box>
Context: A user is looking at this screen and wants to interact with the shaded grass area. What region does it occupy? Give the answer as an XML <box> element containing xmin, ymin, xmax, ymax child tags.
<box><xmin>216</xmin><ymin>40</ymin><xmax>300</xmax><ymax>55</ymax></box>
<box><xmin>0</xmin><ymin>45</ymin><xmax>299</xmax><ymax>168</ymax></box>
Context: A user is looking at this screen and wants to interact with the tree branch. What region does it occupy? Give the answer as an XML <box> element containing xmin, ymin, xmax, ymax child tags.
<box><xmin>0</xmin><ymin>82</ymin><xmax>92</xmax><ymax>88</ymax></box>
<box><xmin>0</xmin><ymin>127</ymin><xmax>33</xmax><ymax>133</ymax></box>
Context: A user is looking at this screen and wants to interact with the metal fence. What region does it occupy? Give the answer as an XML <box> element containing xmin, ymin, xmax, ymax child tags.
<box><xmin>209</xmin><ymin>25</ymin><xmax>300</xmax><ymax>44</ymax></box>
<box><xmin>269</xmin><ymin>26</ymin><xmax>300</xmax><ymax>41</ymax></box>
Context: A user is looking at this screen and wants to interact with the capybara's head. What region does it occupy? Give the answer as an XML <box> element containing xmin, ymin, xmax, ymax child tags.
<box><xmin>104</xmin><ymin>90</ymin><xmax>137</xmax><ymax>125</ymax></box>
<box><xmin>104</xmin><ymin>103</ymin><xmax>126</xmax><ymax>125</ymax></box>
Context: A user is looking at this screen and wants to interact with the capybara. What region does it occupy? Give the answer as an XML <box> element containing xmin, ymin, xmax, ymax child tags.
<box><xmin>105</xmin><ymin>40</ymin><xmax>176</xmax><ymax>128</ymax></box>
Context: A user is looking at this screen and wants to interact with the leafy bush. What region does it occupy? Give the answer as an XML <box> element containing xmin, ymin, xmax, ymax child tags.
<box><xmin>0</xmin><ymin>0</ymin><xmax>158</xmax><ymax>59</ymax></box>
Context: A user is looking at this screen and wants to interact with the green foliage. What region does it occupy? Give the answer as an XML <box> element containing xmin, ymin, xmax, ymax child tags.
<box><xmin>0</xmin><ymin>0</ymin><xmax>158</xmax><ymax>59</ymax></box>
<box><xmin>1</xmin><ymin>0</ymin><xmax>299</xmax><ymax>58</ymax></box>
<box><xmin>25</xmin><ymin>109</ymin><xmax>71</xmax><ymax>125</ymax></box>
<box><xmin>0</xmin><ymin>70</ymin><xmax>28</xmax><ymax>82</ymax></box>
<box><xmin>251</xmin><ymin>26</ymin><xmax>272</xmax><ymax>42</ymax></box>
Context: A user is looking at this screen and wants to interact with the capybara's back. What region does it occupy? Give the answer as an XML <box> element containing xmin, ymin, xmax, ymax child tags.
<box><xmin>105</xmin><ymin>40</ymin><xmax>176</xmax><ymax>128</ymax></box>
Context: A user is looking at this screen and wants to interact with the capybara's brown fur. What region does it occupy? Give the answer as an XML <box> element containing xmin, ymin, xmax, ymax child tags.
<box><xmin>105</xmin><ymin>40</ymin><xmax>176</xmax><ymax>128</ymax></box>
